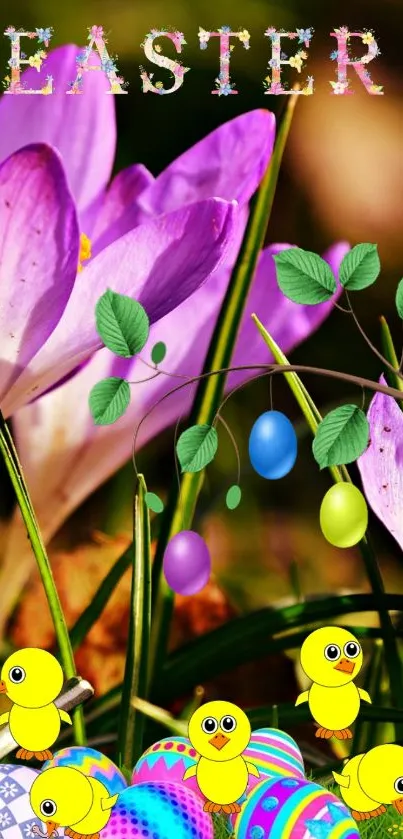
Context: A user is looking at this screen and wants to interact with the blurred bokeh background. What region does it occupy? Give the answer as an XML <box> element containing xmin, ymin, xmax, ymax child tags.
<box><xmin>0</xmin><ymin>0</ymin><xmax>402</xmax><ymax>759</ymax></box>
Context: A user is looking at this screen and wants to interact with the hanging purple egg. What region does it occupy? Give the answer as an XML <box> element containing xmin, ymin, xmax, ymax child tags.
<box><xmin>163</xmin><ymin>530</ymin><xmax>211</xmax><ymax>595</ymax></box>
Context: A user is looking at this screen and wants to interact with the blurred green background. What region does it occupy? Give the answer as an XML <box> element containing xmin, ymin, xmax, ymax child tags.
<box><xmin>0</xmin><ymin>0</ymin><xmax>402</xmax><ymax>751</ymax></box>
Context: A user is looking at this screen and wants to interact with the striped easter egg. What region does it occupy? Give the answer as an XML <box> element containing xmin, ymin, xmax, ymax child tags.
<box><xmin>43</xmin><ymin>747</ymin><xmax>127</xmax><ymax>795</ymax></box>
<box><xmin>245</xmin><ymin>728</ymin><xmax>305</xmax><ymax>791</ymax></box>
<box><xmin>132</xmin><ymin>736</ymin><xmax>201</xmax><ymax>798</ymax></box>
<box><xmin>235</xmin><ymin>777</ymin><xmax>360</xmax><ymax>839</ymax></box>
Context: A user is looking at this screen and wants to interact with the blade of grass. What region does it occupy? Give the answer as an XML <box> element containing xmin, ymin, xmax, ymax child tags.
<box><xmin>252</xmin><ymin>316</ymin><xmax>403</xmax><ymax>735</ymax></box>
<box><xmin>245</xmin><ymin>702</ymin><xmax>403</xmax><ymax>729</ymax></box>
<box><xmin>69</xmin><ymin>518</ymin><xmax>160</xmax><ymax>652</ymax></box>
<box><xmin>380</xmin><ymin>316</ymin><xmax>403</xmax><ymax>400</ymax></box>
<box><xmin>130</xmin><ymin>697</ymin><xmax>188</xmax><ymax>736</ymax></box>
<box><xmin>157</xmin><ymin>593</ymin><xmax>403</xmax><ymax>703</ymax></box>
<box><xmin>148</xmin><ymin>96</ymin><xmax>299</xmax><ymax>690</ymax></box>
<box><xmin>85</xmin><ymin>595</ymin><xmax>403</xmax><ymax>737</ymax></box>
<box><xmin>70</xmin><ymin>547</ymin><xmax>132</xmax><ymax>650</ymax></box>
<box><xmin>117</xmin><ymin>475</ymin><xmax>151</xmax><ymax>775</ymax></box>
<box><xmin>0</xmin><ymin>412</ymin><xmax>85</xmax><ymax>745</ymax></box>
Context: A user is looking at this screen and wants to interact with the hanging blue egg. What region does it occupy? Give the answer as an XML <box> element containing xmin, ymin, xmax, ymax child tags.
<box><xmin>248</xmin><ymin>411</ymin><xmax>297</xmax><ymax>479</ymax></box>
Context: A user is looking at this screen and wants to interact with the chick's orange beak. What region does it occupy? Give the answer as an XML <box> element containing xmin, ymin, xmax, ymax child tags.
<box><xmin>46</xmin><ymin>822</ymin><xmax>59</xmax><ymax>837</ymax></box>
<box><xmin>209</xmin><ymin>732</ymin><xmax>230</xmax><ymax>750</ymax></box>
<box><xmin>393</xmin><ymin>799</ymin><xmax>403</xmax><ymax>815</ymax></box>
<box><xmin>334</xmin><ymin>659</ymin><xmax>355</xmax><ymax>674</ymax></box>
<box><xmin>0</xmin><ymin>680</ymin><xmax>7</xmax><ymax>694</ymax></box>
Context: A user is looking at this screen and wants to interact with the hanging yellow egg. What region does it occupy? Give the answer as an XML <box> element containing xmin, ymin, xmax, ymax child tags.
<box><xmin>320</xmin><ymin>483</ymin><xmax>368</xmax><ymax>548</ymax></box>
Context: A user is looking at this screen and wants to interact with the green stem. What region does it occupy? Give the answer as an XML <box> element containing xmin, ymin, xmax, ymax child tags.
<box><xmin>148</xmin><ymin>97</ymin><xmax>298</xmax><ymax>690</ymax></box>
<box><xmin>117</xmin><ymin>475</ymin><xmax>151</xmax><ymax>774</ymax></box>
<box><xmin>253</xmin><ymin>315</ymin><xmax>403</xmax><ymax>735</ymax></box>
<box><xmin>0</xmin><ymin>412</ymin><xmax>85</xmax><ymax>744</ymax></box>
<box><xmin>380</xmin><ymin>315</ymin><xmax>403</xmax><ymax>402</ymax></box>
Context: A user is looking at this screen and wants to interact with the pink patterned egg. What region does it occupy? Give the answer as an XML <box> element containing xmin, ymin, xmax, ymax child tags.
<box><xmin>131</xmin><ymin>736</ymin><xmax>202</xmax><ymax>799</ymax></box>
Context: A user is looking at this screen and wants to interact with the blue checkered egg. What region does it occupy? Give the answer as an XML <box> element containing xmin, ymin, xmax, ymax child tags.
<box><xmin>0</xmin><ymin>765</ymin><xmax>65</xmax><ymax>839</ymax></box>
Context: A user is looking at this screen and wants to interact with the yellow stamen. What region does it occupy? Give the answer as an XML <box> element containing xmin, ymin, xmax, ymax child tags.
<box><xmin>77</xmin><ymin>233</ymin><xmax>92</xmax><ymax>272</ymax></box>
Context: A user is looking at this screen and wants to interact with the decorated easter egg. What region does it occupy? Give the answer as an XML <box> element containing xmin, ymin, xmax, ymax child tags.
<box><xmin>249</xmin><ymin>411</ymin><xmax>297</xmax><ymax>480</ymax></box>
<box><xmin>320</xmin><ymin>483</ymin><xmax>368</xmax><ymax>548</ymax></box>
<box><xmin>43</xmin><ymin>747</ymin><xmax>127</xmax><ymax>795</ymax></box>
<box><xmin>0</xmin><ymin>765</ymin><xmax>66</xmax><ymax>839</ymax></box>
<box><xmin>234</xmin><ymin>776</ymin><xmax>359</xmax><ymax>839</ymax></box>
<box><xmin>100</xmin><ymin>782</ymin><xmax>214</xmax><ymax>839</ymax></box>
<box><xmin>245</xmin><ymin>728</ymin><xmax>305</xmax><ymax>791</ymax></box>
<box><xmin>132</xmin><ymin>736</ymin><xmax>202</xmax><ymax>798</ymax></box>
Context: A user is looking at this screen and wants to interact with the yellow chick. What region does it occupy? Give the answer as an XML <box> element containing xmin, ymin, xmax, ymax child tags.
<box><xmin>0</xmin><ymin>648</ymin><xmax>72</xmax><ymax>761</ymax></box>
<box><xmin>333</xmin><ymin>744</ymin><xmax>403</xmax><ymax>821</ymax></box>
<box><xmin>295</xmin><ymin>627</ymin><xmax>371</xmax><ymax>739</ymax></box>
<box><xmin>30</xmin><ymin>766</ymin><xmax>119</xmax><ymax>839</ymax></box>
<box><xmin>184</xmin><ymin>700</ymin><xmax>259</xmax><ymax>814</ymax></box>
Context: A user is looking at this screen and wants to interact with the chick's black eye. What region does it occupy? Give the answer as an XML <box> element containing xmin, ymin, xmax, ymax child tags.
<box><xmin>201</xmin><ymin>717</ymin><xmax>218</xmax><ymax>734</ymax></box>
<box><xmin>40</xmin><ymin>801</ymin><xmax>57</xmax><ymax>817</ymax></box>
<box><xmin>324</xmin><ymin>644</ymin><xmax>341</xmax><ymax>661</ymax></box>
<box><xmin>221</xmin><ymin>716</ymin><xmax>237</xmax><ymax>733</ymax></box>
<box><xmin>395</xmin><ymin>778</ymin><xmax>403</xmax><ymax>795</ymax></box>
<box><xmin>9</xmin><ymin>667</ymin><xmax>25</xmax><ymax>684</ymax></box>
<box><xmin>344</xmin><ymin>641</ymin><xmax>360</xmax><ymax>659</ymax></box>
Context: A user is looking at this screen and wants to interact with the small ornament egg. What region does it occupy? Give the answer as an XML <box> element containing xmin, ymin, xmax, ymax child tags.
<box><xmin>0</xmin><ymin>765</ymin><xmax>66</xmax><ymax>839</ymax></box>
<box><xmin>320</xmin><ymin>483</ymin><xmax>368</xmax><ymax>548</ymax></box>
<box><xmin>43</xmin><ymin>747</ymin><xmax>127</xmax><ymax>795</ymax></box>
<box><xmin>131</xmin><ymin>736</ymin><xmax>201</xmax><ymax>798</ymax></box>
<box><xmin>163</xmin><ymin>530</ymin><xmax>211</xmax><ymax>595</ymax></box>
<box><xmin>234</xmin><ymin>776</ymin><xmax>359</xmax><ymax>839</ymax></box>
<box><xmin>100</xmin><ymin>781</ymin><xmax>213</xmax><ymax>839</ymax></box>
<box><xmin>249</xmin><ymin>411</ymin><xmax>297</xmax><ymax>479</ymax></box>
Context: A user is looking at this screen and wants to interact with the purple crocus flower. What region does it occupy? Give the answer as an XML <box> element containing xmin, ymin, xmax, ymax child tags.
<box><xmin>0</xmin><ymin>46</ymin><xmax>238</xmax><ymax>415</ymax></box>
<box><xmin>358</xmin><ymin>377</ymin><xmax>403</xmax><ymax>551</ymax></box>
<box><xmin>0</xmin><ymin>45</ymin><xmax>349</xmax><ymax>624</ymax></box>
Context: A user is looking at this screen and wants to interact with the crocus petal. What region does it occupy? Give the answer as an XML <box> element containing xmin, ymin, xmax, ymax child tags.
<box><xmin>0</xmin><ymin>144</ymin><xmax>79</xmax><ymax>402</ymax></box>
<box><xmin>3</xmin><ymin>198</ymin><xmax>237</xmax><ymax>416</ymax></box>
<box><xmin>139</xmin><ymin>110</ymin><xmax>275</xmax><ymax>215</ymax></box>
<box><xmin>91</xmin><ymin>164</ymin><xmax>155</xmax><ymax>254</ymax></box>
<box><xmin>0</xmin><ymin>45</ymin><xmax>116</xmax><ymax>216</ymax></box>
<box><xmin>358</xmin><ymin>378</ymin><xmax>403</xmax><ymax>550</ymax></box>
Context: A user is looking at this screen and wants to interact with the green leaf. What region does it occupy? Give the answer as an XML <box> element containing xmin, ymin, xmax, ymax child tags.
<box><xmin>89</xmin><ymin>377</ymin><xmax>130</xmax><ymax>425</ymax></box>
<box><xmin>117</xmin><ymin>475</ymin><xmax>152</xmax><ymax>770</ymax></box>
<box><xmin>95</xmin><ymin>289</ymin><xmax>149</xmax><ymax>357</ymax></box>
<box><xmin>273</xmin><ymin>248</ymin><xmax>337</xmax><ymax>304</ymax></box>
<box><xmin>176</xmin><ymin>424</ymin><xmax>218</xmax><ymax>473</ymax></box>
<box><xmin>151</xmin><ymin>342</ymin><xmax>167</xmax><ymax>364</ymax></box>
<box><xmin>339</xmin><ymin>243</ymin><xmax>380</xmax><ymax>291</ymax></box>
<box><xmin>226</xmin><ymin>485</ymin><xmax>242</xmax><ymax>510</ymax></box>
<box><xmin>312</xmin><ymin>405</ymin><xmax>369</xmax><ymax>469</ymax></box>
<box><xmin>145</xmin><ymin>492</ymin><xmax>164</xmax><ymax>514</ymax></box>
<box><xmin>396</xmin><ymin>279</ymin><xmax>403</xmax><ymax>319</ymax></box>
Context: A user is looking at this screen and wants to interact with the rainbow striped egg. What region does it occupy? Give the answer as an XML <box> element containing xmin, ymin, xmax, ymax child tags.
<box><xmin>43</xmin><ymin>747</ymin><xmax>127</xmax><ymax>795</ymax></box>
<box><xmin>235</xmin><ymin>776</ymin><xmax>360</xmax><ymax>839</ymax></box>
<box><xmin>245</xmin><ymin>727</ymin><xmax>305</xmax><ymax>792</ymax></box>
